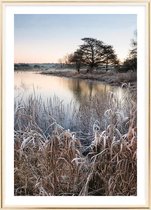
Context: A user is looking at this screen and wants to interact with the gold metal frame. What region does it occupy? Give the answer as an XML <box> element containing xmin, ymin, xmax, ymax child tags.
<box><xmin>0</xmin><ymin>0</ymin><xmax>150</xmax><ymax>209</ymax></box>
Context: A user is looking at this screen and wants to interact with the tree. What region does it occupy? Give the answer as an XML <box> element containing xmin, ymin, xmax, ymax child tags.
<box><xmin>103</xmin><ymin>45</ymin><xmax>119</xmax><ymax>71</ymax></box>
<box><xmin>68</xmin><ymin>50</ymin><xmax>83</xmax><ymax>73</ymax></box>
<box><xmin>67</xmin><ymin>37</ymin><xmax>119</xmax><ymax>73</ymax></box>
<box><xmin>72</xmin><ymin>38</ymin><xmax>119</xmax><ymax>73</ymax></box>
<box><xmin>129</xmin><ymin>31</ymin><xmax>137</xmax><ymax>71</ymax></box>
<box><xmin>122</xmin><ymin>31</ymin><xmax>137</xmax><ymax>72</ymax></box>
<box><xmin>63</xmin><ymin>54</ymin><xmax>71</xmax><ymax>65</ymax></box>
<box><xmin>79</xmin><ymin>38</ymin><xmax>105</xmax><ymax>73</ymax></box>
<box><xmin>58</xmin><ymin>58</ymin><xmax>64</xmax><ymax>68</ymax></box>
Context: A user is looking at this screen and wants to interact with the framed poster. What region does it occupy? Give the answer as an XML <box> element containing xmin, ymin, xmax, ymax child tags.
<box><xmin>0</xmin><ymin>0</ymin><xmax>150</xmax><ymax>209</ymax></box>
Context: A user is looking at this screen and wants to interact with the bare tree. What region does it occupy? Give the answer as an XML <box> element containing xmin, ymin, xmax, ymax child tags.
<box><xmin>79</xmin><ymin>38</ymin><xmax>105</xmax><ymax>73</ymax></box>
<box><xmin>77</xmin><ymin>38</ymin><xmax>118</xmax><ymax>73</ymax></box>
<box><xmin>68</xmin><ymin>50</ymin><xmax>83</xmax><ymax>73</ymax></box>
<box><xmin>66</xmin><ymin>37</ymin><xmax>119</xmax><ymax>73</ymax></box>
<box><xmin>129</xmin><ymin>31</ymin><xmax>137</xmax><ymax>71</ymax></box>
<box><xmin>58</xmin><ymin>58</ymin><xmax>64</xmax><ymax>68</ymax></box>
<box><xmin>63</xmin><ymin>54</ymin><xmax>71</xmax><ymax>65</ymax></box>
<box><xmin>123</xmin><ymin>31</ymin><xmax>137</xmax><ymax>72</ymax></box>
<box><xmin>103</xmin><ymin>45</ymin><xmax>119</xmax><ymax>71</ymax></box>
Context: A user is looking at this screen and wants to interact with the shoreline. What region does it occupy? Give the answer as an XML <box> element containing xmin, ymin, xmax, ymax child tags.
<box><xmin>15</xmin><ymin>69</ymin><xmax>137</xmax><ymax>91</ymax></box>
<box><xmin>40</xmin><ymin>69</ymin><xmax>137</xmax><ymax>90</ymax></box>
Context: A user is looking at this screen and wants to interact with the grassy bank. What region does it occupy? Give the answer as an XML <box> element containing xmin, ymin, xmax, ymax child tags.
<box><xmin>41</xmin><ymin>69</ymin><xmax>137</xmax><ymax>88</ymax></box>
<box><xmin>14</xmin><ymin>89</ymin><xmax>137</xmax><ymax>196</ymax></box>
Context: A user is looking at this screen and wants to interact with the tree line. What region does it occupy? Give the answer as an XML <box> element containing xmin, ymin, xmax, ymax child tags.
<box><xmin>69</xmin><ymin>37</ymin><xmax>119</xmax><ymax>73</ymax></box>
<box><xmin>59</xmin><ymin>33</ymin><xmax>137</xmax><ymax>73</ymax></box>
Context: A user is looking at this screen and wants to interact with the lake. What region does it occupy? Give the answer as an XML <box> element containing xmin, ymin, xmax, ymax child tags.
<box><xmin>14</xmin><ymin>71</ymin><xmax>125</xmax><ymax>103</ymax></box>
<box><xmin>14</xmin><ymin>71</ymin><xmax>129</xmax><ymax>136</ymax></box>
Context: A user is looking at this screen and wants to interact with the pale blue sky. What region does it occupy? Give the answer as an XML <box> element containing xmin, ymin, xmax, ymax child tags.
<box><xmin>14</xmin><ymin>14</ymin><xmax>136</xmax><ymax>63</ymax></box>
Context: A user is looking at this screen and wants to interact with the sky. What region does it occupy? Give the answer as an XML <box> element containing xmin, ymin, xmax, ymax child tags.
<box><xmin>14</xmin><ymin>14</ymin><xmax>136</xmax><ymax>63</ymax></box>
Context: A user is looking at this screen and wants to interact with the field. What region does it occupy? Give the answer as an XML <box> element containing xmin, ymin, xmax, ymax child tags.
<box><xmin>14</xmin><ymin>87</ymin><xmax>137</xmax><ymax>196</ymax></box>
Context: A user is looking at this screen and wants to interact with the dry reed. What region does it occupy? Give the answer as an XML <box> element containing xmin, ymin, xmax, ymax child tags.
<box><xmin>14</xmin><ymin>87</ymin><xmax>137</xmax><ymax>196</ymax></box>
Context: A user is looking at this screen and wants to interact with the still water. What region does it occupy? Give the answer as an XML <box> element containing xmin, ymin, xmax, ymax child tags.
<box><xmin>14</xmin><ymin>71</ymin><xmax>124</xmax><ymax>104</ymax></box>
<box><xmin>14</xmin><ymin>71</ymin><xmax>129</xmax><ymax>134</ymax></box>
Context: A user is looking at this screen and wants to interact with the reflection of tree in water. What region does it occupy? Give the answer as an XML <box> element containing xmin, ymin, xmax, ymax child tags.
<box><xmin>67</xmin><ymin>79</ymin><xmax>113</xmax><ymax>133</ymax></box>
<box><xmin>67</xmin><ymin>79</ymin><xmax>111</xmax><ymax>102</ymax></box>
<box><xmin>70</xmin><ymin>79</ymin><xmax>82</xmax><ymax>101</ymax></box>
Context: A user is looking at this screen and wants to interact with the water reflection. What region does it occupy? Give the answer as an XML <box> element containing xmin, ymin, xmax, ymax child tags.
<box><xmin>14</xmin><ymin>71</ymin><xmax>125</xmax><ymax>107</ymax></box>
<box><xmin>67</xmin><ymin>79</ymin><xmax>113</xmax><ymax>103</ymax></box>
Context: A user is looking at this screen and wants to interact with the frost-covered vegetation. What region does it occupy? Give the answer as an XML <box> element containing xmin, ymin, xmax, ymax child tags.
<box><xmin>14</xmin><ymin>88</ymin><xmax>137</xmax><ymax>196</ymax></box>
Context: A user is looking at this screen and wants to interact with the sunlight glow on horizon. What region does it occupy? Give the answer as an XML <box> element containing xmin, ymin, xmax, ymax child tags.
<box><xmin>14</xmin><ymin>14</ymin><xmax>137</xmax><ymax>63</ymax></box>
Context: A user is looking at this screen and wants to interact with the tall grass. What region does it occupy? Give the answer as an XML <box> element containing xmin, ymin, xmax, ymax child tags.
<box><xmin>14</xmin><ymin>87</ymin><xmax>137</xmax><ymax>196</ymax></box>
<box><xmin>115</xmin><ymin>72</ymin><xmax>137</xmax><ymax>83</ymax></box>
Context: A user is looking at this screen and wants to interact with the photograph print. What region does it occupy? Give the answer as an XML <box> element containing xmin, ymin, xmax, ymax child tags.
<box><xmin>14</xmin><ymin>13</ymin><xmax>137</xmax><ymax>196</ymax></box>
